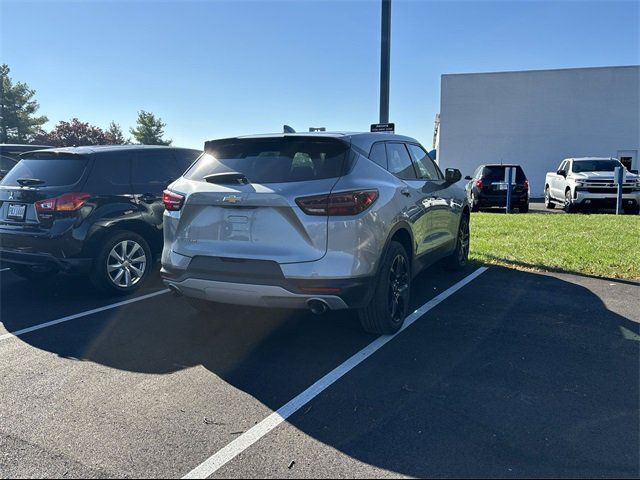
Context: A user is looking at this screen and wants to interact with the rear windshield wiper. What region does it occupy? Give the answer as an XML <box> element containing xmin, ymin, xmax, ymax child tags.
<box><xmin>16</xmin><ymin>178</ymin><xmax>45</xmax><ymax>187</ymax></box>
<box><xmin>203</xmin><ymin>172</ymin><xmax>250</xmax><ymax>185</ymax></box>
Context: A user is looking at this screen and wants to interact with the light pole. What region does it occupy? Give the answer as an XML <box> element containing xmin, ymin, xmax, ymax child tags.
<box><xmin>379</xmin><ymin>0</ymin><xmax>391</xmax><ymax>124</ymax></box>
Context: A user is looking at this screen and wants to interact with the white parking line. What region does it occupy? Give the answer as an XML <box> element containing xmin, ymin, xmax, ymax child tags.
<box><xmin>0</xmin><ymin>268</ymin><xmax>10</xmax><ymax>272</ymax></box>
<box><xmin>182</xmin><ymin>267</ymin><xmax>489</xmax><ymax>479</ymax></box>
<box><xmin>0</xmin><ymin>289</ymin><xmax>170</xmax><ymax>342</ymax></box>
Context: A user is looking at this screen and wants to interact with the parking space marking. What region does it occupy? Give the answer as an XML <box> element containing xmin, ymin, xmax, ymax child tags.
<box><xmin>182</xmin><ymin>267</ymin><xmax>489</xmax><ymax>479</ymax></box>
<box><xmin>0</xmin><ymin>268</ymin><xmax>10</xmax><ymax>272</ymax></box>
<box><xmin>0</xmin><ymin>289</ymin><xmax>170</xmax><ymax>342</ymax></box>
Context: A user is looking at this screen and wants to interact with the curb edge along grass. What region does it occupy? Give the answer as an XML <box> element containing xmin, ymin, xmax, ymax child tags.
<box><xmin>469</xmin><ymin>212</ymin><xmax>640</xmax><ymax>280</ymax></box>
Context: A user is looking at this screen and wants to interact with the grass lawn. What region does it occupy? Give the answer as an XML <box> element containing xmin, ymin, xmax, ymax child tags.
<box><xmin>469</xmin><ymin>212</ymin><xmax>640</xmax><ymax>279</ymax></box>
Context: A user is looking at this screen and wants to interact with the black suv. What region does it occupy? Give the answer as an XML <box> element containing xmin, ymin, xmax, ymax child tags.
<box><xmin>465</xmin><ymin>164</ymin><xmax>530</xmax><ymax>213</ymax></box>
<box><xmin>0</xmin><ymin>145</ymin><xmax>201</xmax><ymax>294</ymax></box>
<box><xmin>0</xmin><ymin>144</ymin><xmax>53</xmax><ymax>181</ymax></box>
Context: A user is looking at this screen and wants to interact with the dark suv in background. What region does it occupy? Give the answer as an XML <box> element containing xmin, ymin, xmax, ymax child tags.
<box><xmin>465</xmin><ymin>164</ymin><xmax>530</xmax><ymax>213</ymax></box>
<box><xmin>0</xmin><ymin>145</ymin><xmax>201</xmax><ymax>294</ymax></box>
<box><xmin>0</xmin><ymin>144</ymin><xmax>53</xmax><ymax>181</ymax></box>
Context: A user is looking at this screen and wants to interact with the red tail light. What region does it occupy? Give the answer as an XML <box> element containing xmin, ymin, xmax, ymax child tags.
<box><xmin>296</xmin><ymin>190</ymin><xmax>379</xmax><ymax>216</ymax></box>
<box><xmin>475</xmin><ymin>179</ymin><xmax>483</xmax><ymax>189</ymax></box>
<box><xmin>163</xmin><ymin>190</ymin><xmax>185</xmax><ymax>211</ymax></box>
<box><xmin>524</xmin><ymin>180</ymin><xmax>529</xmax><ymax>191</ymax></box>
<box><xmin>35</xmin><ymin>192</ymin><xmax>91</xmax><ymax>214</ymax></box>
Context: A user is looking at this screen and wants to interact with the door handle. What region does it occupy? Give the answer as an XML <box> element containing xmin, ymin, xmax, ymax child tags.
<box><xmin>401</xmin><ymin>188</ymin><xmax>411</xmax><ymax>197</ymax></box>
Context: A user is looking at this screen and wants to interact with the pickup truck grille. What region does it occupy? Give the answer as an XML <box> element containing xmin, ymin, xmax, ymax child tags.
<box><xmin>586</xmin><ymin>187</ymin><xmax>633</xmax><ymax>194</ymax></box>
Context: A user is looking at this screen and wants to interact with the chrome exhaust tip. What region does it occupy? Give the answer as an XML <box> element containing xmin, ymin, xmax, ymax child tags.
<box><xmin>307</xmin><ymin>298</ymin><xmax>329</xmax><ymax>315</ymax></box>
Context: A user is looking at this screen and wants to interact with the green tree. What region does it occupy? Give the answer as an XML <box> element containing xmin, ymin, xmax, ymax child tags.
<box><xmin>0</xmin><ymin>64</ymin><xmax>48</xmax><ymax>143</ymax></box>
<box><xmin>105</xmin><ymin>121</ymin><xmax>129</xmax><ymax>144</ymax></box>
<box><xmin>129</xmin><ymin>110</ymin><xmax>171</xmax><ymax>145</ymax></box>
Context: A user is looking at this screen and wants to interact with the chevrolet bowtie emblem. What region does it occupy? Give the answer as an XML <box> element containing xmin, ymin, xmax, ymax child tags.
<box><xmin>222</xmin><ymin>195</ymin><xmax>242</xmax><ymax>204</ymax></box>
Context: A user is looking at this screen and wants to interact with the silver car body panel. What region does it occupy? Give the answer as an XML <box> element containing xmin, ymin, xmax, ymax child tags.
<box><xmin>162</xmin><ymin>132</ymin><xmax>468</xmax><ymax>309</ymax></box>
<box><xmin>169</xmin><ymin>277</ymin><xmax>348</xmax><ymax>310</ymax></box>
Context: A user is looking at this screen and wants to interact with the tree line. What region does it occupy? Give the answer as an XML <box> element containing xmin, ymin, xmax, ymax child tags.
<box><xmin>0</xmin><ymin>64</ymin><xmax>172</xmax><ymax>147</ymax></box>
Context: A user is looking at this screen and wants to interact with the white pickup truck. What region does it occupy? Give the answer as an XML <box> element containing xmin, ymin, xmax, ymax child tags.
<box><xmin>544</xmin><ymin>157</ymin><xmax>640</xmax><ymax>214</ymax></box>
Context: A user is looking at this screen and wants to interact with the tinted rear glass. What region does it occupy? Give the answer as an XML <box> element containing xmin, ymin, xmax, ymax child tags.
<box><xmin>1</xmin><ymin>157</ymin><xmax>89</xmax><ymax>187</ymax></box>
<box><xmin>187</xmin><ymin>138</ymin><xmax>348</xmax><ymax>184</ymax></box>
<box><xmin>481</xmin><ymin>166</ymin><xmax>526</xmax><ymax>183</ymax></box>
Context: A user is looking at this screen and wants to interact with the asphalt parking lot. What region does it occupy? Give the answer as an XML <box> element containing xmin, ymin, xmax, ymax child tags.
<box><xmin>1</xmin><ymin>261</ymin><xmax>638</xmax><ymax>479</ymax></box>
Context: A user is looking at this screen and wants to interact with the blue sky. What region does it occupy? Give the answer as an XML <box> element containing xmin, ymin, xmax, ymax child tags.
<box><xmin>1</xmin><ymin>0</ymin><xmax>638</xmax><ymax>149</ymax></box>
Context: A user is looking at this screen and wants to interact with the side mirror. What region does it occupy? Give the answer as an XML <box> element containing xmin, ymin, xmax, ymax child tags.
<box><xmin>445</xmin><ymin>168</ymin><xmax>462</xmax><ymax>183</ymax></box>
<box><xmin>464</xmin><ymin>175</ymin><xmax>473</xmax><ymax>181</ymax></box>
<box><xmin>557</xmin><ymin>169</ymin><xmax>566</xmax><ymax>177</ymax></box>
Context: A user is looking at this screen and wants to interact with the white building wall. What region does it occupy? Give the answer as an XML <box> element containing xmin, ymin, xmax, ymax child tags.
<box><xmin>437</xmin><ymin>66</ymin><xmax>640</xmax><ymax>195</ymax></box>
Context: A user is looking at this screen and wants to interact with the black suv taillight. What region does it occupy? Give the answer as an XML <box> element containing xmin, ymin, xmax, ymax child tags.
<box><xmin>163</xmin><ymin>190</ymin><xmax>185</xmax><ymax>211</ymax></box>
<box><xmin>296</xmin><ymin>190</ymin><xmax>378</xmax><ymax>216</ymax></box>
<box><xmin>35</xmin><ymin>192</ymin><xmax>91</xmax><ymax>214</ymax></box>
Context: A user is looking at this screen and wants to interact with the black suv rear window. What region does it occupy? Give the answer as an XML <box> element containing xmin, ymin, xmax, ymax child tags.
<box><xmin>187</xmin><ymin>138</ymin><xmax>348</xmax><ymax>184</ymax></box>
<box><xmin>481</xmin><ymin>166</ymin><xmax>527</xmax><ymax>183</ymax></box>
<box><xmin>1</xmin><ymin>157</ymin><xmax>89</xmax><ymax>187</ymax></box>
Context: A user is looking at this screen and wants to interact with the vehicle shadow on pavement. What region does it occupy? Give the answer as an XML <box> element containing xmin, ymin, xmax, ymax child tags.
<box><xmin>2</xmin><ymin>265</ymin><xmax>639</xmax><ymax>478</ymax></box>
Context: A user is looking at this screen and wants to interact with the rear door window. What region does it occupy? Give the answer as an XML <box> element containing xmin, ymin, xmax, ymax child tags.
<box><xmin>186</xmin><ymin>137</ymin><xmax>348</xmax><ymax>184</ymax></box>
<box><xmin>407</xmin><ymin>144</ymin><xmax>442</xmax><ymax>180</ymax></box>
<box><xmin>0</xmin><ymin>157</ymin><xmax>89</xmax><ymax>187</ymax></box>
<box><xmin>368</xmin><ymin>142</ymin><xmax>387</xmax><ymax>170</ymax></box>
<box><xmin>385</xmin><ymin>143</ymin><xmax>417</xmax><ymax>180</ymax></box>
<box><xmin>89</xmin><ymin>153</ymin><xmax>131</xmax><ymax>188</ymax></box>
<box><xmin>132</xmin><ymin>150</ymin><xmax>184</xmax><ymax>191</ymax></box>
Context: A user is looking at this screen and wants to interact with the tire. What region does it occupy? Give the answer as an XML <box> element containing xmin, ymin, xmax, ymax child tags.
<box><xmin>446</xmin><ymin>213</ymin><xmax>470</xmax><ymax>270</ymax></box>
<box><xmin>519</xmin><ymin>203</ymin><xmax>529</xmax><ymax>213</ymax></box>
<box><xmin>624</xmin><ymin>205</ymin><xmax>640</xmax><ymax>215</ymax></box>
<box><xmin>89</xmin><ymin>231</ymin><xmax>153</xmax><ymax>295</ymax></box>
<box><xmin>10</xmin><ymin>264</ymin><xmax>59</xmax><ymax>282</ymax></box>
<box><xmin>544</xmin><ymin>187</ymin><xmax>555</xmax><ymax>209</ymax></box>
<box><xmin>358</xmin><ymin>241</ymin><xmax>411</xmax><ymax>335</ymax></box>
<box><xmin>563</xmin><ymin>189</ymin><xmax>577</xmax><ymax>213</ymax></box>
<box><xmin>470</xmin><ymin>193</ymin><xmax>480</xmax><ymax>212</ymax></box>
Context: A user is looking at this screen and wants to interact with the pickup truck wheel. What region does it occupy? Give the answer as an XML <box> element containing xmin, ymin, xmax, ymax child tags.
<box><xmin>358</xmin><ymin>241</ymin><xmax>410</xmax><ymax>335</ymax></box>
<box><xmin>623</xmin><ymin>205</ymin><xmax>640</xmax><ymax>215</ymax></box>
<box><xmin>544</xmin><ymin>187</ymin><xmax>555</xmax><ymax>209</ymax></box>
<box><xmin>563</xmin><ymin>189</ymin><xmax>577</xmax><ymax>213</ymax></box>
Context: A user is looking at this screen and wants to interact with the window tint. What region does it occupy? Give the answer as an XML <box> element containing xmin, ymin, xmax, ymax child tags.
<box><xmin>175</xmin><ymin>149</ymin><xmax>201</xmax><ymax>171</ymax></box>
<box><xmin>0</xmin><ymin>155</ymin><xmax>17</xmax><ymax>172</ymax></box>
<box><xmin>1</xmin><ymin>157</ymin><xmax>89</xmax><ymax>187</ymax></box>
<box><xmin>481</xmin><ymin>166</ymin><xmax>527</xmax><ymax>183</ymax></box>
<box><xmin>407</xmin><ymin>144</ymin><xmax>442</xmax><ymax>180</ymax></box>
<box><xmin>132</xmin><ymin>150</ymin><xmax>183</xmax><ymax>186</ymax></box>
<box><xmin>385</xmin><ymin>143</ymin><xmax>416</xmax><ymax>180</ymax></box>
<box><xmin>90</xmin><ymin>154</ymin><xmax>130</xmax><ymax>186</ymax></box>
<box><xmin>368</xmin><ymin>143</ymin><xmax>387</xmax><ymax>169</ymax></box>
<box><xmin>186</xmin><ymin>138</ymin><xmax>348</xmax><ymax>184</ymax></box>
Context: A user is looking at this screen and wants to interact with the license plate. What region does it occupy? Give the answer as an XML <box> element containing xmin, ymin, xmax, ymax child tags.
<box><xmin>494</xmin><ymin>183</ymin><xmax>508</xmax><ymax>191</ymax></box>
<box><xmin>7</xmin><ymin>203</ymin><xmax>27</xmax><ymax>220</ymax></box>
